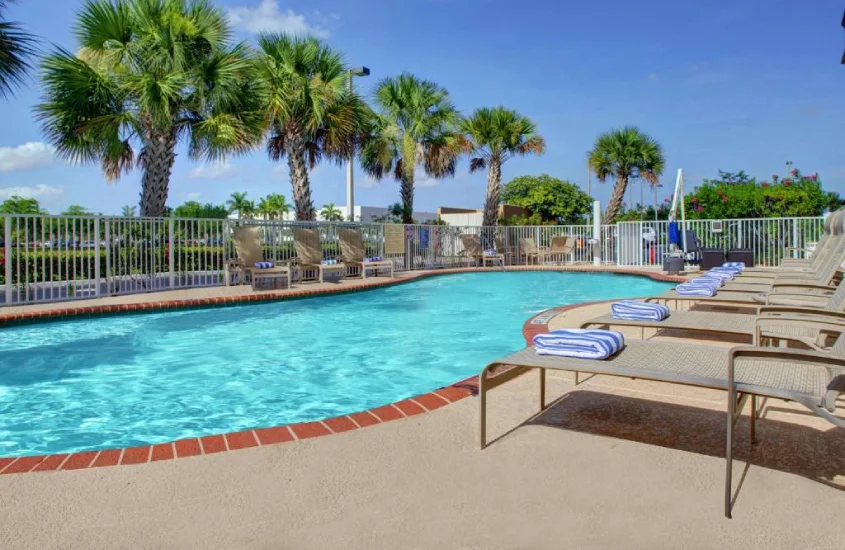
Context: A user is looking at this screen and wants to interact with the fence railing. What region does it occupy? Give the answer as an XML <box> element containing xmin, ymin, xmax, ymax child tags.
<box><xmin>0</xmin><ymin>214</ymin><xmax>824</xmax><ymax>307</ymax></box>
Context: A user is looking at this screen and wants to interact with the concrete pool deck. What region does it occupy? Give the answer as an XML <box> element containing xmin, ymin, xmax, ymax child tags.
<box><xmin>1</xmin><ymin>266</ymin><xmax>843</xmax><ymax>548</ymax></box>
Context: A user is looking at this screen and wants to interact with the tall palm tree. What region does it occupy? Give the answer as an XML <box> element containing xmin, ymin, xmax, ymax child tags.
<box><xmin>319</xmin><ymin>202</ymin><xmax>343</xmax><ymax>222</ymax></box>
<box><xmin>265</xmin><ymin>192</ymin><xmax>290</xmax><ymax>219</ymax></box>
<box><xmin>37</xmin><ymin>0</ymin><xmax>264</xmax><ymax>217</ymax></box>
<box><xmin>254</xmin><ymin>34</ymin><xmax>368</xmax><ymax>221</ymax></box>
<box><xmin>587</xmin><ymin>126</ymin><xmax>665</xmax><ymax>224</ymax></box>
<box><xmin>0</xmin><ymin>0</ymin><xmax>35</xmax><ymax>99</ymax></box>
<box><xmin>240</xmin><ymin>200</ymin><xmax>256</xmax><ymax>219</ymax></box>
<box><xmin>121</xmin><ymin>205</ymin><xmax>137</xmax><ymax>217</ymax></box>
<box><xmin>257</xmin><ymin>197</ymin><xmax>273</xmax><ymax>220</ymax></box>
<box><xmin>460</xmin><ymin>107</ymin><xmax>545</xmax><ymax>226</ymax></box>
<box><xmin>359</xmin><ymin>73</ymin><xmax>461</xmax><ymax>224</ymax></box>
<box><xmin>226</xmin><ymin>191</ymin><xmax>251</xmax><ymax>218</ymax></box>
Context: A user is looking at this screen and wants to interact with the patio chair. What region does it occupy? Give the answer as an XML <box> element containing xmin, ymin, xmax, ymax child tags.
<box><xmin>545</xmin><ymin>236</ymin><xmax>574</xmax><ymax>265</ymax></box>
<box><xmin>293</xmin><ymin>228</ymin><xmax>345</xmax><ymax>283</ymax></box>
<box><xmin>519</xmin><ymin>238</ymin><xmax>545</xmax><ymax>265</ymax></box>
<box><xmin>493</xmin><ymin>236</ymin><xmax>514</xmax><ymax>265</ymax></box>
<box><xmin>478</xmin><ymin>326</ymin><xmax>845</xmax><ymax>518</ymax></box>
<box><xmin>338</xmin><ymin>228</ymin><xmax>394</xmax><ymax>279</ymax></box>
<box><xmin>460</xmin><ymin>234</ymin><xmax>504</xmax><ymax>267</ymax></box>
<box><xmin>230</xmin><ymin>226</ymin><xmax>292</xmax><ymax>289</ymax></box>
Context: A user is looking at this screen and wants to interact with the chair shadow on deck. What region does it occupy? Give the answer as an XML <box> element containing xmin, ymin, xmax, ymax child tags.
<box><xmin>518</xmin><ymin>390</ymin><xmax>845</xmax><ymax>492</ymax></box>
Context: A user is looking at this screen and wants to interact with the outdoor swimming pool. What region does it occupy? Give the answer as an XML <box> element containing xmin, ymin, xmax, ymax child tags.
<box><xmin>0</xmin><ymin>272</ymin><xmax>671</xmax><ymax>456</ymax></box>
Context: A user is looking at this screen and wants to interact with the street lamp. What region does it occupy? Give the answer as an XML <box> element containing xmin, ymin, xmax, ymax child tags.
<box><xmin>653</xmin><ymin>183</ymin><xmax>664</xmax><ymax>222</ymax></box>
<box><xmin>346</xmin><ymin>66</ymin><xmax>370</xmax><ymax>222</ymax></box>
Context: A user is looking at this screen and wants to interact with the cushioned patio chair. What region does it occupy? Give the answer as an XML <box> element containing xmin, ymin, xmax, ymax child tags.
<box><xmin>460</xmin><ymin>234</ymin><xmax>504</xmax><ymax>267</ymax></box>
<box><xmin>478</xmin><ymin>328</ymin><xmax>845</xmax><ymax>518</ymax></box>
<box><xmin>339</xmin><ymin>228</ymin><xmax>394</xmax><ymax>279</ymax></box>
<box><xmin>546</xmin><ymin>236</ymin><xmax>574</xmax><ymax>265</ymax></box>
<box><xmin>231</xmin><ymin>226</ymin><xmax>291</xmax><ymax>289</ymax></box>
<box><xmin>519</xmin><ymin>238</ymin><xmax>546</xmax><ymax>265</ymax></box>
<box><xmin>293</xmin><ymin>228</ymin><xmax>345</xmax><ymax>283</ymax></box>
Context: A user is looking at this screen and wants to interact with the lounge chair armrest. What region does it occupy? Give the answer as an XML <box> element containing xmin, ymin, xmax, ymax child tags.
<box><xmin>757</xmin><ymin>306</ymin><xmax>845</xmax><ymax>323</ymax></box>
<box><xmin>769</xmin><ymin>282</ymin><xmax>835</xmax><ymax>291</ymax></box>
<box><xmin>729</xmin><ymin>346</ymin><xmax>845</xmax><ymax>377</ymax></box>
<box><xmin>782</xmin><ymin>247</ymin><xmax>811</xmax><ymax>255</ymax></box>
<box><xmin>754</xmin><ymin>316</ymin><xmax>845</xmax><ymax>346</ymax></box>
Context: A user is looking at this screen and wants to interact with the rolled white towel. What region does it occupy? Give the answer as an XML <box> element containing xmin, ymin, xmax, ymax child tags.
<box><xmin>533</xmin><ymin>329</ymin><xmax>625</xmax><ymax>360</ymax></box>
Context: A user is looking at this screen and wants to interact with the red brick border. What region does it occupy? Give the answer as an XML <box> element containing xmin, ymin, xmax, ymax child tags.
<box><xmin>0</xmin><ymin>267</ymin><xmax>681</xmax><ymax>475</ymax></box>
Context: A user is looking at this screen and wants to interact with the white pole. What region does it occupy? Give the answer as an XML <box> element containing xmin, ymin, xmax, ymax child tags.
<box><xmin>677</xmin><ymin>169</ymin><xmax>687</xmax><ymax>253</ymax></box>
<box><xmin>345</xmin><ymin>73</ymin><xmax>355</xmax><ymax>222</ymax></box>
<box><xmin>592</xmin><ymin>200</ymin><xmax>601</xmax><ymax>266</ymax></box>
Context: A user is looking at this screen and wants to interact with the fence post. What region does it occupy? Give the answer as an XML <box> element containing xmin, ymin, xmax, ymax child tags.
<box><xmin>168</xmin><ymin>218</ymin><xmax>175</xmax><ymax>289</ymax></box>
<box><xmin>791</xmin><ymin>220</ymin><xmax>799</xmax><ymax>260</ymax></box>
<box><xmin>4</xmin><ymin>215</ymin><xmax>11</xmax><ymax>304</ymax></box>
<box><xmin>592</xmin><ymin>201</ymin><xmax>601</xmax><ymax>266</ymax></box>
<box><xmin>93</xmin><ymin>217</ymin><xmax>101</xmax><ymax>297</ymax></box>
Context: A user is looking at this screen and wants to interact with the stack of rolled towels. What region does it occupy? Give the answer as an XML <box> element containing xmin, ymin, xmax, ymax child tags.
<box><xmin>533</xmin><ymin>329</ymin><xmax>625</xmax><ymax>360</ymax></box>
<box><xmin>610</xmin><ymin>300</ymin><xmax>669</xmax><ymax>321</ymax></box>
<box><xmin>363</xmin><ymin>256</ymin><xmax>383</xmax><ymax>262</ymax></box>
<box><xmin>320</xmin><ymin>259</ymin><xmax>340</xmax><ymax>265</ymax></box>
<box><xmin>674</xmin><ymin>261</ymin><xmax>745</xmax><ymax>296</ymax></box>
<box><xmin>483</xmin><ymin>249</ymin><xmax>498</xmax><ymax>257</ymax></box>
<box><xmin>254</xmin><ymin>261</ymin><xmax>275</xmax><ymax>269</ymax></box>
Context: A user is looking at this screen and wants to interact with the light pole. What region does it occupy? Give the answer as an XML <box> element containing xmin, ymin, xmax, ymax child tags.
<box><xmin>346</xmin><ymin>66</ymin><xmax>370</xmax><ymax>222</ymax></box>
<box><xmin>653</xmin><ymin>183</ymin><xmax>664</xmax><ymax>222</ymax></box>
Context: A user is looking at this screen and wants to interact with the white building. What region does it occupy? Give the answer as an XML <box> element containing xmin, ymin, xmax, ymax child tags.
<box><xmin>252</xmin><ymin>205</ymin><xmax>439</xmax><ymax>223</ymax></box>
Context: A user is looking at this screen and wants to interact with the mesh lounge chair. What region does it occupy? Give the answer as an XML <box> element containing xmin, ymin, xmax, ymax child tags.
<box><xmin>293</xmin><ymin>228</ymin><xmax>345</xmax><ymax>283</ymax></box>
<box><xmin>494</xmin><ymin>237</ymin><xmax>514</xmax><ymax>265</ymax></box>
<box><xmin>339</xmin><ymin>228</ymin><xmax>394</xmax><ymax>279</ymax></box>
<box><xmin>460</xmin><ymin>234</ymin><xmax>504</xmax><ymax>267</ymax></box>
<box><xmin>519</xmin><ymin>238</ymin><xmax>546</xmax><ymax>265</ymax></box>
<box><xmin>231</xmin><ymin>226</ymin><xmax>291</xmax><ymax>289</ymax></box>
<box><xmin>479</xmin><ymin>329</ymin><xmax>845</xmax><ymax>517</ymax></box>
<box><xmin>546</xmin><ymin>236</ymin><xmax>574</xmax><ymax>265</ymax></box>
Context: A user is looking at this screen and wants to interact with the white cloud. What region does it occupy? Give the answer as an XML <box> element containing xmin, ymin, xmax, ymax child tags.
<box><xmin>189</xmin><ymin>161</ymin><xmax>236</xmax><ymax>180</ymax></box>
<box><xmin>416</xmin><ymin>170</ymin><xmax>440</xmax><ymax>188</ymax></box>
<box><xmin>0</xmin><ymin>142</ymin><xmax>57</xmax><ymax>173</ymax></box>
<box><xmin>181</xmin><ymin>192</ymin><xmax>201</xmax><ymax>200</ymax></box>
<box><xmin>228</xmin><ymin>1</ymin><xmax>330</xmax><ymax>37</ymax></box>
<box><xmin>0</xmin><ymin>184</ymin><xmax>64</xmax><ymax>200</ymax></box>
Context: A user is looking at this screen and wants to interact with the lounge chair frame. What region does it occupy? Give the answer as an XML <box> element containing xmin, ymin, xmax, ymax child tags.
<box><xmin>479</xmin><ymin>339</ymin><xmax>845</xmax><ymax>518</ymax></box>
<box><xmin>338</xmin><ymin>228</ymin><xmax>394</xmax><ymax>279</ymax></box>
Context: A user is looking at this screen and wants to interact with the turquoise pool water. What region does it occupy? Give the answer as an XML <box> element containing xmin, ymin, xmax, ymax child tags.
<box><xmin>0</xmin><ymin>272</ymin><xmax>671</xmax><ymax>456</ymax></box>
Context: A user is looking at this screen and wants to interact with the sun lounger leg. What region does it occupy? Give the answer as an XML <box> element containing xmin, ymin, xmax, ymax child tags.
<box><xmin>539</xmin><ymin>368</ymin><xmax>546</xmax><ymax>410</ymax></box>
<box><xmin>574</xmin><ymin>371</ymin><xmax>579</xmax><ymax>385</ymax></box>
<box><xmin>479</xmin><ymin>366</ymin><xmax>490</xmax><ymax>450</ymax></box>
<box><xmin>749</xmin><ymin>395</ymin><xmax>757</xmax><ymax>444</ymax></box>
<box><xmin>725</xmin><ymin>388</ymin><xmax>735</xmax><ymax>519</ymax></box>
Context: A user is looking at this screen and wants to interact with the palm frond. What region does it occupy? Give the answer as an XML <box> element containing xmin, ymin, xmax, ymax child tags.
<box><xmin>469</xmin><ymin>157</ymin><xmax>486</xmax><ymax>173</ymax></box>
<box><xmin>0</xmin><ymin>0</ymin><xmax>36</xmax><ymax>99</ymax></box>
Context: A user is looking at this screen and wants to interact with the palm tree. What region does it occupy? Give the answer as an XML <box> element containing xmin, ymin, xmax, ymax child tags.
<box><xmin>257</xmin><ymin>197</ymin><xmax>273</xmax><ymax>220</ymax></box>
<box><xmin>240</xmin><ymin>200</ymin><xmax>256</xmax><ymax>219</ymax></box>
<box><xmin>254</xmin><ymin>34</ymin><xmax>368</xmax><ymax>221</ymax></box>
<box><xmin>587</xmin><ymin>126</ymin><xmax>665</xmax><ymax>224</ymax></box>
<box><xmin>319</xmin><ymin>202</ymin><xmax>343</xmax><ymax>222</ymax></box>
<box><xmin>359</xmin><ymin>73</ymin><xmax>461</xmax><ymax>224</ymax></box>
<box><xmin>36</xmin><ymin>0</ymin><xmax>264</xmax><ymax>218</ymax></box>
<box><xmin>227</xmin><ymin>191</ymin><xmax>251</xmax><ymax>218</ymax></box>
<box><xmin>460</xmin><ymin>107</ymin><xmax>546</xmax><ymax>226</ymax></box>
<box><xmin>121</xmin><ymin>205</ymin><xmax>137</xmax><ymax>217</ymax></box>
<box><xmin>265</xmin><ymin>192</ymin><xmax>290</xmax><ymax>219</ymax></box>
<box><xmin>0</xmin><ymin>0</ymin><xmax>35</xmax><ymax>99</ymax></box>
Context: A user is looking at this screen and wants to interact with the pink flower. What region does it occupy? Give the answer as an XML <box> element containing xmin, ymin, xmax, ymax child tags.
<box><xmin>772</xmin><ymin>174</ymin><xmax>779</xmax><ymax>181</ymax></box>
<box><xmin>696</xmin><ymin>206</ymin><xmax>704</xmax><ymax>212</ymax></box>
<box><xmin>722</xmin><ymin>196</ymin><xmax>728</xmax><ymax>202</ymax></box>
<box><xmin>761</xmin><ymin>182</ymin><xmax>770</xmax><ymax>188</ymax></box>
<box><xmin>716</xmin><ymin>189</ymin><xmax>724</xmax><ymax>195</ymax></box>
<box><xmin>783</xmin><ymin>179</ymin><xmax>792</xmax><ymax>186</ymax></box>
<box><xmin>790</xmin><ymin>168</ymin><xmax>798</xmax><ymax>176</ymax></box>
<box><xmin>663</xmin><ymin>198</ymin><xmax>670</xmax><ymax>203</ymax></box>
<box><xmin>691</xmin><ymin>197</ymin><xmax>699</xmax><ymax>203</ymax></box>
<box><xmin>811</xmin><ymin>173</ymin><xmax>818</xmax><ymax>180</ymax></box>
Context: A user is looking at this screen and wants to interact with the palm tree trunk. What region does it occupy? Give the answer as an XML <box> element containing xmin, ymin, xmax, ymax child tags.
<box><xmin>285</xmin><ymin>136</ymin><xmax>315</xmax><ymax>221</ymax></box>
<box><xmin>400</xmin><ymin>143</ymin><xmax>415</xmax><ymax>224</ymax></box>
<box><xmin>482</xmin><ymin>157</ymin><xmax>502</xmax><ymax>226</ymax></box>
<box><xmin>139</xmin><ymin>130</ymin><xmax>177</xmax><ymax>217</ymax></box>
<box><xmin>603</xmin><ymin>173</ymin><xmax>628</xmax><ymax>224</ymax></box>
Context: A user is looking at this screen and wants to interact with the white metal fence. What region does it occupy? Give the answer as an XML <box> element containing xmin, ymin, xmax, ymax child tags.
<box><xmin>0</xmin><ymin>214</ymin><xmax>824</xmax><ymax>306</ymax></box>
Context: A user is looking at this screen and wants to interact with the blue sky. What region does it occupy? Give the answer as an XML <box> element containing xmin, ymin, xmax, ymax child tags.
<box><xmin>0</xmin><ymin>0</ymin><xmax>843</xmax><ymax>215</ymax></box>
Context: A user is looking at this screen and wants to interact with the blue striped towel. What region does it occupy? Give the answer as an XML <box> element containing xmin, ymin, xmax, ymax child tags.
<box><xmin>722</xmin><ymin>262</ymin><xmax>745</xmax><ymax>271</ymax></box>
<box><xmin>691</xmin><ymin>276</ymin><xmax>725</xmax><ymax>287</ymax></box>
<box><xmin>364</xmin><ymin>256</ymin><xmax>383</xmax><ymax>262</ymax></box>
<box><xmin>676</xmin><ymin>282</ymin><xmax>717</xmax><ymax>296</ymax></box>
<box><xmin>483</xmin><ymin>249</ymin><xmax>498</xmax><ymax>256</ymax></box>
<box><xmin>254</xmin><ymin>261</ymin><xmax>275</xmax><ymax>269</ymax></box>
<box><xmin>706</xmin><ymin>269</ymin><xmax>735</xmax><ymax>281</ymax></box>
<box><xmin>611</xmin><ymin>300</ymin><xmax>669</xmax><ymax>321</ymax></box>
<box><xmin>533</xmin><ymin>329</ymin><xmax>625</xmax><ymax>360</ymax></box>
<box><xmin>320</xmin><ymin>259</ymin><xmax>338</xmax><ymax>265</ymax></box>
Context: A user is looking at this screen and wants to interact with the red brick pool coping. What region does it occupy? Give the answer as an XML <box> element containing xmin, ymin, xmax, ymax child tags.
<box><xmin>0</xmin><ymin>267</ymin><xmax>685</xmax><ymax>475</ymax></box>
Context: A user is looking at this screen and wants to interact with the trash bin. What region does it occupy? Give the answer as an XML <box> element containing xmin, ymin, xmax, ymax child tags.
<box><xmin>700</xmin><ymin>248</ymin><xmax>725</xmax><ymax>270</ymax></box>
<box><xmin>663</xmin><ymin>256</ymin><xmax>684</xmax><ymax>274</ymax></box>
<box><xmin>727</xmin><ymin>248</ymin><xmax>754</xmax><ymax>267</ymax></box>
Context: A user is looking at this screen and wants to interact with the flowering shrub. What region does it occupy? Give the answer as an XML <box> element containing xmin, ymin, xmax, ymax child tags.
<box><xmin>684</xmin><ymin>167</ymin><xmax>840</xmax><ymax>219</ymax></box>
